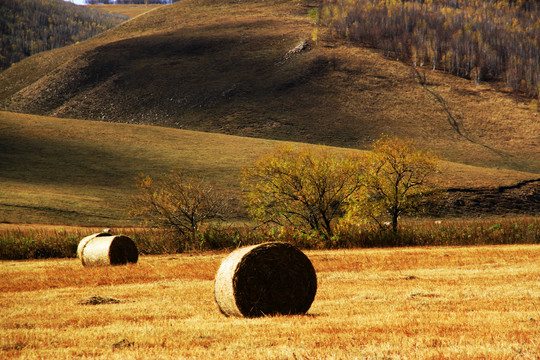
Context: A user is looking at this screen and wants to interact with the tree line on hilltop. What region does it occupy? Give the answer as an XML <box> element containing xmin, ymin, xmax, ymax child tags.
<box><xmin>0</xmin><ymin>0</ymin><xmax>127</xmax><ymax>71</ymax></box>
<box><xmin>320</xmin><ymin>0</ymin><xmax>540</xmax><ymax>98</ymax></box>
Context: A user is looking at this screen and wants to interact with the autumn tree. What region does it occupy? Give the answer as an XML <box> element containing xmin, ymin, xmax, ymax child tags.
<box><xmin>322</xmin><ymin>0</ymin><xmax>540</xmax><ymax>97</ymax></box>
<box><xmin>130</xmin><ymin>171</ymin><xmax>230</xmax><ymax>249</ymax></box>
<box><xmin>0</xmin><ymin>0</ymin><xmax>126</xmax><ymax>71</ymax></box>
<box><xmin>241</xmin><ymin>146</ymin><xmax>362</xmax><ymax>239</ymax></box>
<box><xmin>347</xmin><ymin>136</ymin><xmax>441</xmax><ymax>233</ymax></box>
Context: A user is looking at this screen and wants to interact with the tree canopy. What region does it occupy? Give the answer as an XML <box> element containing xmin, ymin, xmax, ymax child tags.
<box><xmin>241</xmin><ymin>146</ymin><xmax>362</xmax><ymax>239</ymax></box>
<box><xmin>347</xmin><ymin>136</ymin><xmax>441</xmax><ymax>232</ymax></box>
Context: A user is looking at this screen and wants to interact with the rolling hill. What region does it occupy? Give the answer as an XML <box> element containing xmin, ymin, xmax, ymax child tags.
<box><xmin>0</xmin><ymin>0</ymin><xmax>538</xmax><ymax>226</ymax></box>
<box><xmin>0</xmin><ymin>0</ymin><xmax>538</xmax><ymax>175</ymax></box>
<box><xmin>0</xmin><ymin>110</ymin><xmax>538</xmax><ymax>226</ymax></box>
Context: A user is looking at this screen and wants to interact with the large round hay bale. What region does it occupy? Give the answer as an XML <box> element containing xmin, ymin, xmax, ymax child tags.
<box><xmin>214</xmin><ymin>242</ymin><xmax>317</xmax><ymax>317</ymax></box>
<box><xmin>77</xmin><ymin>233</ymin><xmax>138</xmax><ymax>266</ymax></box>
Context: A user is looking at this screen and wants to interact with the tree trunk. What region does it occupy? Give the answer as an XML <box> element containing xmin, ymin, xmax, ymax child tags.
<box><xmin>391</xmin><ymin>212</ymin><xmax>399</xmax><ymax>233</ymax></box>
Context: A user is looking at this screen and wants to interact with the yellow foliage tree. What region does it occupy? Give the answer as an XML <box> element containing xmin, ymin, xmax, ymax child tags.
<box><xmin>347</xmin><ymin>136</ymin><xmax>441</xmax><ymax>233</ymax></box>
<box><xmin>241</xmin><ymin>146</ymin><xmax>362</xmax><ymax>239</ymax></box>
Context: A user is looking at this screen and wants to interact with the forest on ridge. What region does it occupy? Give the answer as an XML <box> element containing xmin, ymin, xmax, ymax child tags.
<box><xmin>322</xmin><ymin>0</ymin><xmax>540</xmax><ymax>97</ymax></box>
<box><xmin>0</xmin><ymin>0</ymin><xmax>127</xmax><ymax>71</ymax></box>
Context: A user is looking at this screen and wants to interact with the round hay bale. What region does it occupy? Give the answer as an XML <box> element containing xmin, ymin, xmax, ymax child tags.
<box><xmin>77</xmin><ymin>231</ymin><xmax>110</xmax><ymax>260</ymax></box>
<box><xmin>214</xmin><ymin>242</ymin><xmax>317</xmax><ymax>317</ymax></box>
<box><xmin>77</xmin><ymin>233</ymin><xmax>138</xmax><ymax>266</ymax></box>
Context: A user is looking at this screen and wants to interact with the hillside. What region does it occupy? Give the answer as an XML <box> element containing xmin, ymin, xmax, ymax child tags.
<box><xmin>0</xmin><ymin>0</ymin><xmax>538</xmax><ymax>175</ymax></box>
<box><xmin>0</xmin><ymin>111</ymin><xmax>538</xmax><ymax>226</ymax></box>
<box><xmin>0</xmin><ymin>0</ymin><xmax>127</xmax><ymax>71</ymax></box>
<box><xmin>87</xmin><ymin>4</ymin><xmax>166</xmax><ymax>18</ymax></box>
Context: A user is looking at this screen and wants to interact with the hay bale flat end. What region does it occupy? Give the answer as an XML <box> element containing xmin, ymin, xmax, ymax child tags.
<box><xmin>214</xmin><ymin>242</ymin><xmax>317</xmax><ymax>317</ymax></box>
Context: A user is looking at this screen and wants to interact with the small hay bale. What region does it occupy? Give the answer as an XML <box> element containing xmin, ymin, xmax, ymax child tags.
<box><xmin>214</xmin><ymin>242</ymin><xmax>317</xmax><ymax>317</ymax></box>
<box><xmin>76</xmin><ymin>231</ymin><xmax>109</xmax><ymax>259</ymax></box>
<box><xmin>77</xmin><ymin>232</ymin><xmax>138</xmax><ymax>267</ymax></box>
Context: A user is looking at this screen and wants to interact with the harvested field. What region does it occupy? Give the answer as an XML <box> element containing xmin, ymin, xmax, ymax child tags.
<box><xmin>1</xmin><ymin>245</ymin><xmax>538</xmax><ymax>359</ymax></box>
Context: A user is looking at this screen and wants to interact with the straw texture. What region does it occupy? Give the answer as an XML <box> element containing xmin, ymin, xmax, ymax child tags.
<box><xmin>214</xmin><ymin>242</ymin><xmax>317</xmax><ymax>317</ymax></box>
<box><xmin>77</xmin><ymin>232</ymin><xmax>109</xmax><ymax>259</ymax></box>
<box><xmin>78</xmin><ymin>233</ymin><xmax>138</xmax><ymax>266</ymax></box>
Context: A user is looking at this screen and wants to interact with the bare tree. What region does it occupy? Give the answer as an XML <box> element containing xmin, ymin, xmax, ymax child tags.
<box><xmin>130</xmin><ymin>171</ymin><xmax>230</xmax><ymax>250</ymax></box>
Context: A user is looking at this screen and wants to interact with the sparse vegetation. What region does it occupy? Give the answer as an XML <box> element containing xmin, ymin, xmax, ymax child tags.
<box><xmin>130</xmin><ymin>171</ymin><xmax>231</xmax><ymax>250</ymax></box>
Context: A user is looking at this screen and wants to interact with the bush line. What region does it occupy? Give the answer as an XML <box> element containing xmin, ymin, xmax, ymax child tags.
<box><xmin>0</xmin><ymin>217</ymin><xmax>538</xmax><ymax>260</ymax></box>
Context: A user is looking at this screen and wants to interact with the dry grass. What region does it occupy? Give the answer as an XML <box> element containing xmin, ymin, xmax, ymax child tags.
<box><xmin>1</xmin><ymin>245</ymin><xmax>538</xmax><ymax>359</ymax></box>
<box><xmin>1</xmin><ymin>0</ymin><xmax>538</xmax><ymax>174</ymax></box>
<box><xmin>0</xmin><ymin>110</ymin><xmax>283</xmax><ymax>225</ymax></box>
<box><xmin>1</xmin><ymin>111</ymin><xmax>537</xmax><ymax>226</ymax></box>
<box><xmin>87</xmin><ymin>4</ymin><xmax>164</xmax><ymax>18</ymax></box>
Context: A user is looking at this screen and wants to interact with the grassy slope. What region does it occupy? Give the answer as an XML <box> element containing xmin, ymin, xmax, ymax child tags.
<box><xmin>0</xmin><ymin>111</ymin><xmax>279</xmax><ymax>225</ymax></box>
<box><xmin>1</xmin><ymin>110</ymin><xmax>538</xmax><ymax>226</ymax></box>
<box><xmin>0</xmin><ymin>0</ymin><xmax>538</xmax><ymax>174</ymax></box>
<box><xmin>1</xmin><ymin>245</ymin><xmax>538</xmax><ymax>359</ymax></box>
<box><xmin>87</xmin><ymin>4</ymin><xmax>165</xmax><ymax>18</ymax></box>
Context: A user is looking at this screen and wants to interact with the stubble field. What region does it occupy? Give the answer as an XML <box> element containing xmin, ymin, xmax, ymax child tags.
<box><xmin>1</xmin><ymin>245</ymin><xmax>538</xmax><ymax>359</ymax></box>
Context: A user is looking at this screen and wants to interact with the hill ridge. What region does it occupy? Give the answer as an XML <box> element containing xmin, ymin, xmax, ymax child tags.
<box><xmin>1</xmin><ymin>110</ymin><xmax>538</xmax><ymax>225</ymax></box>
<box><xmin>0</xmin><ymin>0</ymin><xmax>538</xmax><ymax>175</ymax></box>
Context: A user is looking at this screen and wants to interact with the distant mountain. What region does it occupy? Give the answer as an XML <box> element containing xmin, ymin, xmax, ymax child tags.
<box><xmin>0</xmin><ymin>0</ymin><xmax>538</xmax><ymax>175</ymax></box>
<box><xmin>0</xmin><ymin>0</ymin><xmax>127</xmax><ymax>70</ymax></box>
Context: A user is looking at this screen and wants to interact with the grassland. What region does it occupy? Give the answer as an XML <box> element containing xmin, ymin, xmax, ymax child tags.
<box><xmin>1</xmin><ymin>245</ymin><xmax>538</xmax><ymax>359</ymax></box>
<box><xmin>0</xmin><ymin>110</ymin><xmax>283</xmax><ymax>225</ymax></box>
<box><xmin>1</xmin><ymin>110</ymin><xmax>538</xmax><ymax>226</ymax></box>
<box><xmin>87</xmin><ymin>4</ymin><xmax>165</xmax><ymax>18</ymax></box>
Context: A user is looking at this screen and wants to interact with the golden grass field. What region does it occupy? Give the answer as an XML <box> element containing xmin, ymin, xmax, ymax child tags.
<box><xmin>1</xmin><ymin>245</ymin><xmax>538</xmax><ymax>359</ymax></box>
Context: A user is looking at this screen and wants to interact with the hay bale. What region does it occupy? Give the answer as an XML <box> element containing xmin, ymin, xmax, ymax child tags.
<box><xmin>214</xmin><ymin>242</ymin><xmax>317</xmax><ymax>317</ymax></box>
<box><xmin>76</xmin><ymin>231</ymin><xmax>110</xmax><ymax>259</ymax></box>
<box><xmin>77</xmin><ymin>232</ymin><xmax>138</xmax><ymax>266</ymax></box>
